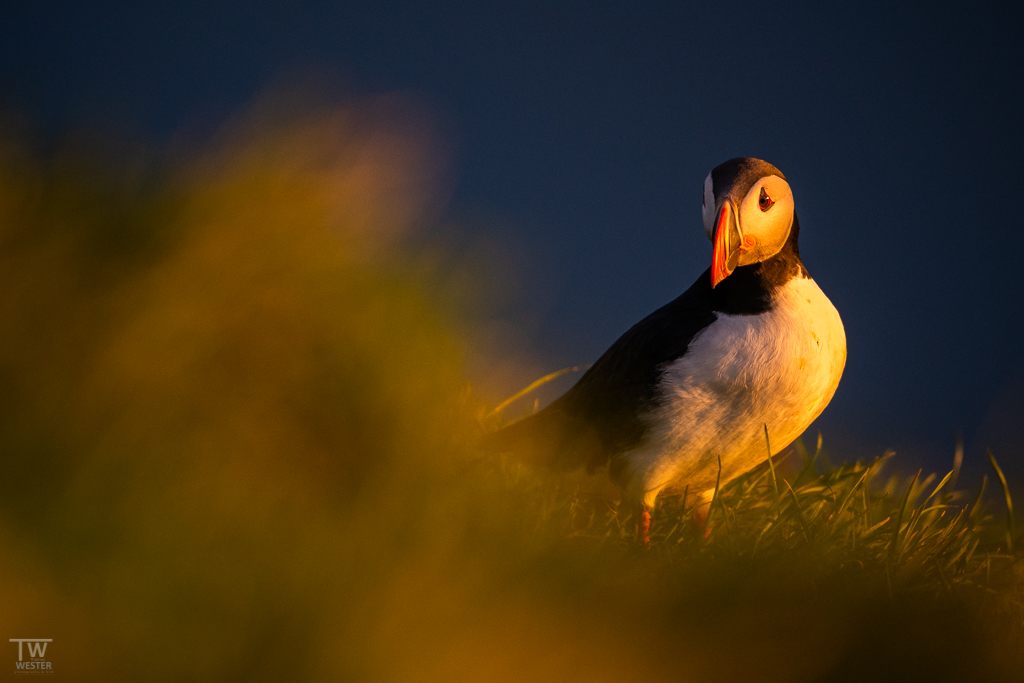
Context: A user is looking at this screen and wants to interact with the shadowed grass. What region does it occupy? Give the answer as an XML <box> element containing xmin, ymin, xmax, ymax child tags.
<box><xmin>496</xmin><ymin>440</ymin><xmax>1021</xmax><ymax>671</ymax></box>
<box><xmin>478</xmin><ymin>430</ymin><xmax>1024</xmax><ymax>681</ymax></box>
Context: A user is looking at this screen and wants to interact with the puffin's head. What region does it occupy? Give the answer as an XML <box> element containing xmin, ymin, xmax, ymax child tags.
<box><xmin>701</xmin><ymin>157</ymin><xmax>794</xmax><ymax>287</ymax></box>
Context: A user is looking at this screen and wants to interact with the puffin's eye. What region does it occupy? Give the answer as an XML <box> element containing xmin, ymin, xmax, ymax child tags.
<box><xmin>758</xmin><ymin>187</ymin><xmax>774</xmax><ymax>211</ymax></box>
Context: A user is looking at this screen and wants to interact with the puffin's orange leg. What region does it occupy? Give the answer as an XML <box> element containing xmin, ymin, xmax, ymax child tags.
<box><xmin>636</xmin><ymin>506</ymin><xmax>651</xmax><ymax>546</ymax></box>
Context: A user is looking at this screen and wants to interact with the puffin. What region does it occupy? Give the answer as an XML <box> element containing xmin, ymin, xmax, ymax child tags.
<box><xmin>480</xmin><ymin>157</ymin><xmax>846</xmax><ymax>544</ymax></box>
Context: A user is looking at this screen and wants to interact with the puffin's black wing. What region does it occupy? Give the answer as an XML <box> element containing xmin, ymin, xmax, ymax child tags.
<box><xmin>480</xmin><ymin>270</ymin><xmax>719</xmax><ymax>473</ymax></box>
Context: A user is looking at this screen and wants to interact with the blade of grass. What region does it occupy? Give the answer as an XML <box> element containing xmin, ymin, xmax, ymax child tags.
<box><xmin>834</xmin><ymin>468</ymin><xmax>871</xmax><ymax>524</ymax></box>
<box><xmin>764</xmin><ymin>424</ymin><xmax>780</xmax><ymax>513</ymax></box>
<box><xmin>918</xmin><ymin>510</ymin><xmax>966</xmax><ymax>568</ymax></box>
<box><xmin>795</xmin><ymin>436</ymin><xmax>810</xmax><ymax>466</ymax></box>
<box><xmin>486</xmin><ymin>365</ymin><xmax>590</xmax><ymax>419</ymax></box>
<box><xmin>863</xmin><ymin>516</ymin><xmax>892</xmax><ymax>537</ymax></box>
<box><xmin>943</xmin><ymin>533</ymin><xmax>973</xmax><ymax>572</ymax></box>
<box><xmin>914</xmin><ymin>510</ymin><xmax>947</xmax><ymax>545</ymax></box>
<box><xmin>987</xmin><ymin>450</ymin><xmax>1015</xmax><ymax>553</ymax></box>
<box><xmin>964</xmin><ymin>536</ymin><xmax>982</xmax><ymax>567</ymax></box>
<box><xmin>907</xmin><ymin>473</ymin><xmax>934</xmax><ymax>509</ymax></box>
<box><xmin>784</xmin><ymin>479</ymin><xmax>811</xmax><ymax>541</ymax></box>
<box><xmin>951</xmin><ymin>431</ymin><xmax>964</xmax><ymax>491</ymax></box>
<box><xmin>792</xmin><ymin>437</ymin><xmax>818</xmax><ymax>487</ymax></box>
<box><xmin>889</xmin><ymin>470</ymin><xmax>922</xmax><ymax>566</ymax></box>
<box><xmin>924</xmin><ymin>469</ymin><xmax>955</xmax><ymax>505</ymax></box>
<box><xmin>704</xmin><ymin>456</ymin><xmax>723</xmax><ymax>537</ymax></box>
<box><xmin>969</xmin><ymin>475</ymin><xmax>988</xmax><ymax>525</ymax></box>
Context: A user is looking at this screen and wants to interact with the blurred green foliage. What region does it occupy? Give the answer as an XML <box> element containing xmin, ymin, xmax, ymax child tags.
<box><xmin>0</xmin><ymin>95</ymin><xmax>479</xmax><ymax>680</ymax></box>
<box><xmin>0</xmin><ymin>96</ymin><xmax>1020</xmax><ymax>682</ymax></box>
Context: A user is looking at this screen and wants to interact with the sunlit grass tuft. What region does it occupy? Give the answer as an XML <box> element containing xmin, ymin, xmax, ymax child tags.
<box><xmin>481</xmin><ymin>433</ymin><xmax>1024</xmax><ymax>679</ymax></box>
<box><xmin>531</xmin><ymin>432</ymin><xmax>1019</xmax><ymax>595</ymax></box>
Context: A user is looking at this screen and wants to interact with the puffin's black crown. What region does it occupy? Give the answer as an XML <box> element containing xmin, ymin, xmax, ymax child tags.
<box><xmin>711</xmin><ymin>158</ymin><xmax>786</xmax><ymax>201</ymax></box>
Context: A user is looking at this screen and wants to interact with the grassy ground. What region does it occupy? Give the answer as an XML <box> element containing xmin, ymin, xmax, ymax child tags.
<box><xmin>0</xmin><ymin>95</ymin><xmax>1019</xmax><ymax>682</ymax></box>
<box><xmin>472</xmin><ymin>419</ymin><xmax>1024</xmax><ymax>682</ymax></box>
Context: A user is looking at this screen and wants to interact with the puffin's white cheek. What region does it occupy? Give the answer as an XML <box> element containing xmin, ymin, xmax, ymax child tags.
<box><xmin>735</xmin><ymin>201</ymin><xmax>794</xmax><ymax>265</ymax></box>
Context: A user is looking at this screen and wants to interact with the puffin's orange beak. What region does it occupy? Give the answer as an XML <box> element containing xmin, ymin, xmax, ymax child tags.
<box><xmin>711</xmin><ymin>202</ymin><xmax>742</xmax><ymax>288</ymax></box>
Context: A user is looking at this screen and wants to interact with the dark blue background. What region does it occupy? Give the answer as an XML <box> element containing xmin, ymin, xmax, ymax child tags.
<box><xmin>2</xmin><ymin>1</ymin><xmax>1022</xmax><ymax>482</ymax></box>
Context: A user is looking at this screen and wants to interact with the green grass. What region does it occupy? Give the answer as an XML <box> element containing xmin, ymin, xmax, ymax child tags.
<box><xmin>557</xmin><ymin>437</ymin><xmax>1013</xmax><ymax>582</ymax></box>
<box><xmin>480</xmin><ymin>414</ymin><xmax>1024</xmax><ymax>682</ymax></box>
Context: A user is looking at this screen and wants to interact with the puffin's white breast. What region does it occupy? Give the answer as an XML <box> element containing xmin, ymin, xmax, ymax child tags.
<box><xmin>626</xmin><ymin>276</ymin><xmax>847</xmax><ymax>507</ymax></box>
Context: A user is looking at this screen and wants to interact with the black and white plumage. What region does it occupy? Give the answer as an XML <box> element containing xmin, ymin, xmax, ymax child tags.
<box><xmin>481</xmin><ymin>158</ymin><xmax>846</xmax><ymax>530</ymax></box>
